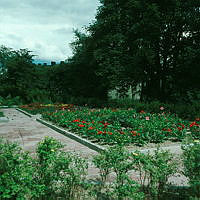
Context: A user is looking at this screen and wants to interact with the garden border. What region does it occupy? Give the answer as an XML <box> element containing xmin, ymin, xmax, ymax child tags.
<box><xmin>16</xmin><ymin>108</ymin><xmax>193</xmax><ymax>155</ymax></box>
<box><xmin>16</xmin><ymin>108</ymin><xmax>105</xmax><ymax>153</ymax></box>
<box><xmin>16</xmin><ymin>108</ymin><xmax>33</xmax><ymax>118</ymax></box>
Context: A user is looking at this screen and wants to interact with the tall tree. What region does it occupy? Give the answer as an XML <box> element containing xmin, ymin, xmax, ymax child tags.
<box><xmin>88</xmin><ymin>0</ymin><xmax>200</xmax><ymax>102</ymax></box>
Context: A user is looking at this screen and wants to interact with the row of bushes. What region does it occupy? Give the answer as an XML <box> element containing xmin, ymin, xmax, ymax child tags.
<box><xmin>0</xmin><ymin>96</ymin><xmax>22</xmax><ymax>106</ymax></box>
<box><xmin>0</xmin><ymin>136</ymin><xmax>200</xmax><ymax>199</ymax></box>
<box><xmin>1</xmin><ymin>94</ymin><xmax>200</xmax><ymax>120</ymax></box>
<box><xmin>106</xmin><ymin>99</ymin><xmax>200</xmax><ymax>121</ymax></box>
<box><xmin>50</xmin><ymin>96</ymin><xmax>200</xmax><ymax>121</ymax></box>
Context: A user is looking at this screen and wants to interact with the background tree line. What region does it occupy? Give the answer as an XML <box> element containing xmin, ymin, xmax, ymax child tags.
<box><xmin>0</xmin><ymin>0</ymin><xmax>199</xmax><ymax>104</ymax></box>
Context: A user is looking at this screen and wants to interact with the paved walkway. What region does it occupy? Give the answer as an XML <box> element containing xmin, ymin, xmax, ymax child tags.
<box><xmin>0</xmin><ymin>108</ymin><xmax>99</xmax><ymax>179</ymax></box>
<box><xmin>0</xmin><ymin>108</ymin><xmax>188</xmax><ymax>186</ymax></box>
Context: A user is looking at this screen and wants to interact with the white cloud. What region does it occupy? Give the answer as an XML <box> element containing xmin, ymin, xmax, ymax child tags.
<box><xmin>0</xmin><ymin>0</ymin><xmax>100</xmax><ymax>61</ymax></box>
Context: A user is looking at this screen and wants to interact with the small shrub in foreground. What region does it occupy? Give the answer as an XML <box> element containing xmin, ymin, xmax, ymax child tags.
<box><xmin>182</xmin><ymin>138</ymin><xmax>200</xmax><ymax>198</ymax></box>
<box><xmin>131</xmin><ymin>148</ymin><xmax>178</xmax><ymax>200</ymax></box>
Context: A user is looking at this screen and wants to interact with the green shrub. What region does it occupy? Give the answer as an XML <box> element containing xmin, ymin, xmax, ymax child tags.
<box><xmin>93</xmin><ymin>145</ymin><xmax>145</xmax><ymax>200</ymax></box>
<box><xmin>131</xmin><ymin>148</ymin><xmax>178</xmax><ymax>200</ymax></box>
<box><xmin>0</xmin><ymin>95</ymin><xmax>22</xmax><ymax>106</ymax></box>
<box><xmin>0</xmin><ymin>137</ymin><xmax>89</xmax><ymax>200</ymax></box>
<box><xmin>35</xmin><ymin>136</ymin><xmax>88</xmax><ymax>199</ymax></box>
<box><xmin>0</xmin><ymin>112</ymin><xmax>4</xmax><ymax>117</ymax></box>
<box><xmin>0</xmin><ymin>139</ymin><xmax>43</xmax><ymax>199</ymax></box>
<box><xmin>182</xmin><ymin>139</ymin><xmax>200</xmax><ymax>198</ymax></box>
<box><xmin>106</xmin><ymin>99</ymin><xmax>200</xmax><ymax>121</ymax></box>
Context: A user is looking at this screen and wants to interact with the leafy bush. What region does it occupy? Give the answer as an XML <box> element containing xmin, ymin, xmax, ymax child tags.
<box><xmin>182</xmin><ymin>139</ymin><xmax>200</xmax><ymax>198</ymax></box>
<box><xmin>93</xmin><ymin>145</ymin><xmax>178</xmax><ymax>200</ymax></box>
<box><xmin>0</xmin><ymin>95</ymin><xmax>22</xmax><ymax>106</ymax></box>
<box><xmin>131</xmin><ymin>148</ymin><xmax>178</xmax><ymax>199</ymax></box>
<box><xmin>0</xmin><ymin>137</ymin><xmax>89</xmax><ymax>199</ymax></box>
<box><xmin>106</xmin><ymin>99</ymin><xmax>200</xmax><ymax>121</ymax></box>
<box><xmin>92</xmin><ymin>145</ymin><xmax>145</xmax><ymax>200</ymax></box>
<box><xmin>0</xmin><ymin>139</ymin><xmax>41</xmax><ymax>199</ymax></box>
<box><xmin>0</xmin><ymin>111</ymin><xmax>4</xmax><ymax>117</ymax></box>
<box><xmin>35</xmin><ymin>136</ymin><xmax>88</xmax><ymax>199</ymax></box>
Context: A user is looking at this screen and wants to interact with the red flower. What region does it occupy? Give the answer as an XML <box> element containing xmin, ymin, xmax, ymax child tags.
<box><xmin>108</xmin><ymin>132</ymin><xmax>113</xmax><ymax>135</ymax></box>
<box><xmin>97</xmin><ymin>131</ymin><xmax>103</xmax><ymax>134</ymax></box>
<box><xmin>72</xmin><ymin>119</ymin><xmax>80</xmax><ymax>122</ymax></box>
<box><xmin>81</xmin><ymin>121</ymin><xmax>87</xmax><ymax>123</ymax></box>
<box><xmin>178</xmin><ymin>123</ymin><xmax>185</xmax><ymax>128</ymax></box>
<box><xmin>131</xmin><ymin>131</ymin><xmax>137</xmax><ymax>136</ymax></box>
<box><xmin>104</xmin><ymin>122</ymin><xmax>110</xmax><ymax>127</ymax></box>
<box><xmin>190</xmin><ymin>122</ymin><xmax>199</xmax><ymax>127</ymax></box>
<box><xmin>78</xmin><ymin>124</ymin><xmax>85</xmax><ymax>127</ymax></box>
<box><xmin>88</xmin><ymin>127</ymin><xmax>94</xmax><ymax>130</ymax></box>
<box><xmin>162</xmin><ymin>128</ymin><xmax>172</xmax><ymax>132</ymax></box>
<box><xmin>177</xmin><ymin>127</ymin><xmax>182</xmax><ymax>131</ymax></box>
<box><xmin>140</xmin><ymin>110</ymin><xmax>145</xmax><ymax>113</ymax></box>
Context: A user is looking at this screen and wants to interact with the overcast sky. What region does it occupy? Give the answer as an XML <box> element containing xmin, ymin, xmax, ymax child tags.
<box><xmin>0</xmin><ymin>0</ymin><xmax>100</xmax><ymax>62</ymax></box>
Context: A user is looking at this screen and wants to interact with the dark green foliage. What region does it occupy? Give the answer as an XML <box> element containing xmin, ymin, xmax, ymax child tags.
<box><xmin>0</xmin><ymin>46</ymin><xmax>51</xmax><ymax>103</ymax></box>
<box><xmin>0</xmin><ymin>112</ymin><xmax>4</xmax><ymax>117</ymax></box>
<box><xmin>0</xmin><ymin>139</ymin><xmax>42</xmax><ymax>199</ymax></box>
<box><xmin>0</xmin><ymin>96</ymin><xmax>22</xmax><ymax>106</ymax></box>
<box><xmin>182</xmin><ymin>139</ymin><xmax>200</xmax><ymax>198</ymax></box>
<box><xmin>86</xmin><ymin>0</ymin><xmax>200</xmax><ymax>102</ymax></box>
<box><xmin>0</xmin><ymin>137</ymin><xmax>88</xmax><ymax>200</ymax></box>
<box><xmin>106</xmin><ymin>99</ymin><xmax>200</xmax><ymax>120</ymax></box>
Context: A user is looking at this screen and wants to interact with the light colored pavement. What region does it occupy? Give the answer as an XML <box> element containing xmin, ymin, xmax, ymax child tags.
<box><xmin>0</xmin><ymin>108</ymin><xmax>188</xmax><ymax>186</ymax></box>
<box><xmin>0</xmin><ymin>108</ymin><xmax>99</xmax><ymax>180</ymax></box>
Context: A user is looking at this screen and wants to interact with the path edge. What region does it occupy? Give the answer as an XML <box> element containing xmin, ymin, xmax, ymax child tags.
<box><xmin>16</xmin><ymin>108</ymin><xmax>105</xmax><ymax>153</ymax></box>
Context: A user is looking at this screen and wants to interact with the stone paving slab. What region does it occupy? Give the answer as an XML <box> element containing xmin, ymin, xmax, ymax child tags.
<box><xmin>0</xmin><ymin>117</ymin><xmax>9</xmax><ymax>122</ymax></box>
<box><xmin>0</xmin><ymin>108</ymin><xmax>188</xmax><ymax>186</ymax></box>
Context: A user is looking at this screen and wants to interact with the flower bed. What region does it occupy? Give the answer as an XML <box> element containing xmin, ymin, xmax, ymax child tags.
<box><xmin>20</xmin><ymin>103</ymin><xmax>200</xmax><ymax>146</ymax></box>
<box><xmin>20</xmin><ymin>103</ymin><xmax>77</xmax><ymax>115</ymax></box>
<box><xmin>42</xmin><ymin>108</ymin><xmax>199</xmax><ymax>146</ymax></box>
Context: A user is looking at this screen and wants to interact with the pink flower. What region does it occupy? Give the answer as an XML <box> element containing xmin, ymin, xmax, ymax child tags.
<box><xmin>160</xmin><ymin>106</ymin><xmax>164</xmax><ymax>111</ymax></box>
<box><xmin>145</xmin><ymin>116</ymin><xmax>150</xmax><ymax>120</ymax></box>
